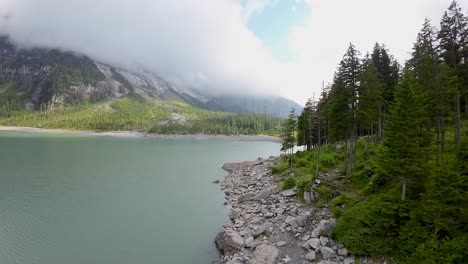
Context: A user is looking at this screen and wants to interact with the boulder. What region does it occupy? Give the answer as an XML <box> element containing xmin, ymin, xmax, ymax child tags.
<box><xmin>306</xmin><ymin>238</ymin><xmax>321</xmax><ymax>250</ymax></box>
<box><xmin>251</xmin><ymin>244</ymin><xmax>279</xmax><ymax>264</ymax></box>
<box><xmin>343</xmin><ymin>256</ymin><xmax>355</xmax><ymax>264</ymax></box>
<box><xmin>215</xmin><ymin>229</ymin><xmax>244</xmax><ymax>256</ymax></box>
<box><xmin>228</xmin><ymin>208</ymin><xmax>242</xmax><ymax>220</ymax></box>
<box><xmin>281</xmin><ymin>188</ymin><xmax>297</xmax><ymax>197</ymax></box>
<box><xmin>276</xmin><ymin>241</ymin><xmax>287</xmax><ymax>247</ymax></box>
<box><xmin>311</xmin><ymin>219</ymin><xmax>334</xmax><ymax>237</ymax></box>
<box><xmin>305</xmin><ymin>251</ymin><xmax>316</xmax><ymax>261</ymax></box>
<box><xmin>338</xmin><ymin>247</ymin><xmax>349</xmax><ymax>256</ymax></box>
<box><xmin>238</xmin><ymin>192</ymin><xmax>256</xmax><ymax>203</ymax></box>
<box><xmin>304</xmin><ymin>191</ymin><xmax>312</xmax><ymax>203</ymax></box>
<box><xmin>320</xmin><ymin>236</ymin><xmax>329</xmax><ymax>246</ymax></box>
<box><xmin>285</xmin><ymin>215</ymin><xmax>308</xmax><ymax>227</ymax></box>
<box><xmin>255</xmin><ymin>187</ymin><xmax>277</xmax><ymax>200</ymax></box>
<box><xmin>320</xmin><ymin>247</ymin><xmax>337</xmax><ymax>260</ymax></box>
<box><xmin>244</xmin><ymin>236</ymin><xmax>255</xmax><ymax>248</ymax></box>
<box><xmin>311</xmin><ymin>190</ymin><xmax>320</xmax><ymax>202</ymax></box>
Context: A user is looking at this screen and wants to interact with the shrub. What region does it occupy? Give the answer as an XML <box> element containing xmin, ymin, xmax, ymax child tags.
<box><xmin>281</xmin><ymin>177</ymin><xmax>296</xmax><ymax>190</ymax></box>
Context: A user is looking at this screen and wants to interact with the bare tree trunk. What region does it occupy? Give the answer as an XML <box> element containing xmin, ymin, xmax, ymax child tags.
<box><xmin>289</xmin><ymin>148</ymin><xmax>293</xmax><ymax>174</ymax></box>
<box><xmin>315</xmin><ymin>119</ymin><xmax>321</xmax><ymax>178</ymax></box>
<box><xmin>348</xmin><ymin>133</ymin><xmax>353</xmax><ymax>177</ymax></box>
<box><xmin>401</xmin><ymin>176</ymin><xmax>407</xmax><ymax>201</ymax></box>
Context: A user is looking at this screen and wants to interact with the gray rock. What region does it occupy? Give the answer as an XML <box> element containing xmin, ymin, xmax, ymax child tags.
<box><xmin>252</xmin><ymin>222</ymin><xmax>272</xmax><ymax>237</ymax></box>
<box><xmin>212</xmin><ymin>179</ymin><xmax>220</xmax><ymax>184</ymax></box>
<box><xmin>320</xmin><ymin>247</ymin><xmax>337</xmax><ymax>260</ymax></box>
<box><xmin>311</xmin><ymin>190</ymin><xmax>320</xmax><ymax>202</ymax></box>
<box><xmin>276</xmin><ymin>241</ymin><xmax>286</xmax><ymax>247</ymax></box>
<box><xmin>305</xmin><ymin>251</ymin><xmax>316</xmax><ymax>261</ymax></box>
<box><xmin>343</xmin><ymin>256</ymin><xmax>355</xmax><ymax>264</ymax></box>
<box><xmin>283</xmin><ymin>256</ymin><xmax>292</xmax><ymax>263</ymax></box>
<box><xmin>304</xmin><ymin>191</ymin><xmax>311</xmax><ymax>203</ymax></box>
<box><xmin>306</xmin><ymin>238</ymin><xmax>321</xmax><ymax>250</ymax></box>
<box><xmin>251</xmin><ymin>244</ymin><xmax>279</xmax><ymax>264</ymax></box>
<box><xmin>312</xmin><ymin>220</ymin><xmax>333</xmax><ymax>237</ymax></box>
<box><xmin>229</xmin><ymin>209</ymin><xmax>242</xmax><ymax>220</ymax></box>
<box><xmin>244</xmin><ymin>236</ymin><xmax>255</xmax><ymax>248</ymax></box>
<box><xmin>255</xmin><ymin>187</ymin><xmax>276</xmax><ymax>200</ymax></box>
<box><xmin>338</xmin><ymin>247</ymin><xmax>348</xmax><ymax>256</ymax></box>
<box><xmin>215</xmin><ymin>229</ymin><xmax>244</xmax><ymax>256</ymax></box>
<box><xmin>295</xmin><ymin>215</ymin><xmax>308</xmax><ymax>227</ymax></box>
<box><xmin>275</xmin><ymin>207</ymin><xmax>285</xmax><ymax>215</ymax></box>
<box><xmin>250</xmin><ymin>216</ymin><xmax>263</xmax><ymax>224</ymax></box>
<box><xmin>238</xmin><ymin>192</ymin><xmax>256</xmax><ymax>203</ymax></box>
<box><xmin>320</xmin><ymin>236</ymin><xmax>329</xmax><ymax>246</ymax></box>
<box><xmin>281</xmin><ymin>188</ymin><xmax>297</xmax><ymax>197</ymax></box>
<box><xmin>285</xmin><ymin>216</ymin><xmax>296</xmax><ymax>226</ymax></box>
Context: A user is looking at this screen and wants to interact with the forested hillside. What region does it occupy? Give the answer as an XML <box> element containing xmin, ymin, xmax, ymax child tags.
<box><xmin>276</xmin><ymin>1</ymin><xmax>468</xmax><ymax>262</ymax></box>
<box><xmin>0</xmin><ymin>96</ymin><xmax>284</xmax><ymax>135</ymax></box>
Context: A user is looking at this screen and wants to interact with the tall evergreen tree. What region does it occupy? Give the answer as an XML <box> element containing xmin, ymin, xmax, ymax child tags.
<box><xmin>358</xmin><ymin>55</ymin><xmax>384</xmax><ymax>156</ymax></box>
<box><xmin>281</xmin><ymin>108</ymin><xmax>297</xmax><ymax>173</ymax></box>
<box><xmin>410</xmin><ymin>18</ymin><xmax>452</xmax><ymax>165</ymax></box>
<box><xmin>371</xmin><ymin>43</ymin><xmax>400</xmax><ymax>140</ymax></box>
<box><xmin>438</xmin><ymin>0</ymin><xmax>468</xmax><ymax>145</ymax></box>
<box><xmin>378</xmin><ymin>72</ymin><xmax>432</xmax><ymax>200</ymax></box>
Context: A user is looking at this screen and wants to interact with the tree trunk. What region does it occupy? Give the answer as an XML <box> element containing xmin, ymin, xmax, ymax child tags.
<box><xmin>378</xmin><ymin>107</ymin><xmax>383</xmax><ymax>141</ymax></box>
<box><xmin>343</xmin><ymin>137</ymin><xmax>348</xmax><ymax>174</ymax></box>
<box><xmin>465</xmin><ymin>95</ymin><xmax>468</xmax><ymax>117</ymax></box>
<box><xmin>289</xmin><ymin>148</ymin><xmax>293</xmax><ymax>174</ymax></box>
<box><xmin>401</xmin><ymin>176</ymin><xmax>407</xmax><ymax>201</ymax></box>
<box><xmin>455</xmin><ymin>91</ymin><xmax>461</xmax><ymax>145</ymax></box>
<box><xmin>348</xmin><ymin>133</ymin><xmax>353</xmax><ymax>177</ymax></box>
<box><xmin>315</xmin><ymin>119</ymin><xmax>321</xmax><ymax>178</ymax></box>
<box><xmin>365</xmin><ymin>132</ymin><xmax>370</xmax><ymax>160</ymax></box>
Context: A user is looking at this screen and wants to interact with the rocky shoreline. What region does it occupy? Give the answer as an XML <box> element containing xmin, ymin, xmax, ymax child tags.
<box><xmin>214</xmin><ymin>156</ymin><xmax>356</xmax><ymax>264</ymax></box>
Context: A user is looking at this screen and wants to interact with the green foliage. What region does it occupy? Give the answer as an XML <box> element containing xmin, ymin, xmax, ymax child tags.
<box><xmin>333</xmin><ymin>192</ymin><xmax>403</xmax><ymax>256</ymax></box>
<box><xmin>281</xmin><ymin>177</ymin><xmax>296</xmax><ymax>190</ymax></box>
<box><xmin>0</xmin><ymin>97</ymin><xmax>284</xmax><ymax>135</ymax></box>
<box><xmin>271</xmin><ymin>160</ymin><xmax>289</xmax><ymax>174</ymax></box>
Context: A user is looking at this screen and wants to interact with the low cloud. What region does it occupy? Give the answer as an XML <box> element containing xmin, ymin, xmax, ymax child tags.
<box><xmin>0</xmin><ymin>0</ymin><xmax>461</xmax><ymax>105</ymax></box>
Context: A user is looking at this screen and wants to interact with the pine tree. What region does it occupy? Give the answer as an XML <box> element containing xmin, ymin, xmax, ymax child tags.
<box><xmin>358</xmin><ymin>55</ymin><xmax>384</xmax><ymax>157</ymax></box>
<box><xmin>438</xmin><ymin>0</ymin><xmax>468</xmax><ymax>145</ymax></box>
<box><xmin>371</xmin><ymin>43</ymin><xmax>400</xmax><ymax>140</ymax></box>
<box><xmin>281</xmin><ymin>108</ymin><xmax>296</xmax><ymax>173</ymax></box>
<box><xmin>378</xmin><ymin>72</ymin><xmax>432</xmax><ymax>200</ymax></box>
<box><xmin>410</xmin><ymin>18</ymin><xmax>452</xmax><ymax>165</ymax></box>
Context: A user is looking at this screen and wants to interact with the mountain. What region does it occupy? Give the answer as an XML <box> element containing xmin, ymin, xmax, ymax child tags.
<box><xmin>0</xmin><ymin>36</ymin><xmax>301</xmax><ymax>118</ymax></box>
<box><xmin>205</xmin><ymin>95</ymin><xmax>302</xmax><ymax>118</ymax></box>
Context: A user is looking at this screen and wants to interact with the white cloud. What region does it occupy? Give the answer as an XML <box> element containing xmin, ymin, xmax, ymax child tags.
<box><xmin>242</xmin><ymin>0</ymin><xmax>280</xmax><ymax>21</ymax></box>
<box><xmin>0</xmin><ymin>0</ymin><xmax>463</xmax><ymax>105</ymax></box>
<box><xmin>288</xmin><ymin>0</ymin><xmax>457</xmax><ymax>103</ymax></box>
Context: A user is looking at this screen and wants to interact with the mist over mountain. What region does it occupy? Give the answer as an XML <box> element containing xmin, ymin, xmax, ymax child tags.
<box><xmin>0</xmin><ymin>36</ymin><xmax>301</xmax><ymax>117</ymax></box>
<box><xmin>0</xmin><ymin>0</ymin><xmax>300</xmax><ymax>103</ymax></box>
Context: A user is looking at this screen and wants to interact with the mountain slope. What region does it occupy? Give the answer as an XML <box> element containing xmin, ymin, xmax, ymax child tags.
<box><xmin>205</xmin><ymin>95</ymin><xmax>303</xmax><ymax>118</ymax></box>
<box><xmin>0</xmin><ymin>36</ymin><xmax>302</xmax><ymax>118</ymax></box>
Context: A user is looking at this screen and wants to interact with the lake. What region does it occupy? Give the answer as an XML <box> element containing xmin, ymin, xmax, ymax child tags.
<box><xmin>0</xmin><ymin>132</ymin><xmax>280</xmax><ymax>264</ymax></box>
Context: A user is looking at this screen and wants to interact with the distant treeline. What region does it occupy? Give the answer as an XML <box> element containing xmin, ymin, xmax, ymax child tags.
<box><xmin>0</xmin><ymin>97</ymin><xmax>284</xmax><ymax>136</ymax></box>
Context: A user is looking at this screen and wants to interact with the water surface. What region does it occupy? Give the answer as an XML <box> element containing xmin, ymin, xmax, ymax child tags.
<box><xmin>0</xmin><ymin>132</ymin><xmax>280</xmax><ymax>264</ymax></box>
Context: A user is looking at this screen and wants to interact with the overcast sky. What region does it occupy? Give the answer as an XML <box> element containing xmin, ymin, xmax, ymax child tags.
<box><xmin>0</xmin><ymin>0</ymin><xmax>465</xmax><ymax>104</ymax></box>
